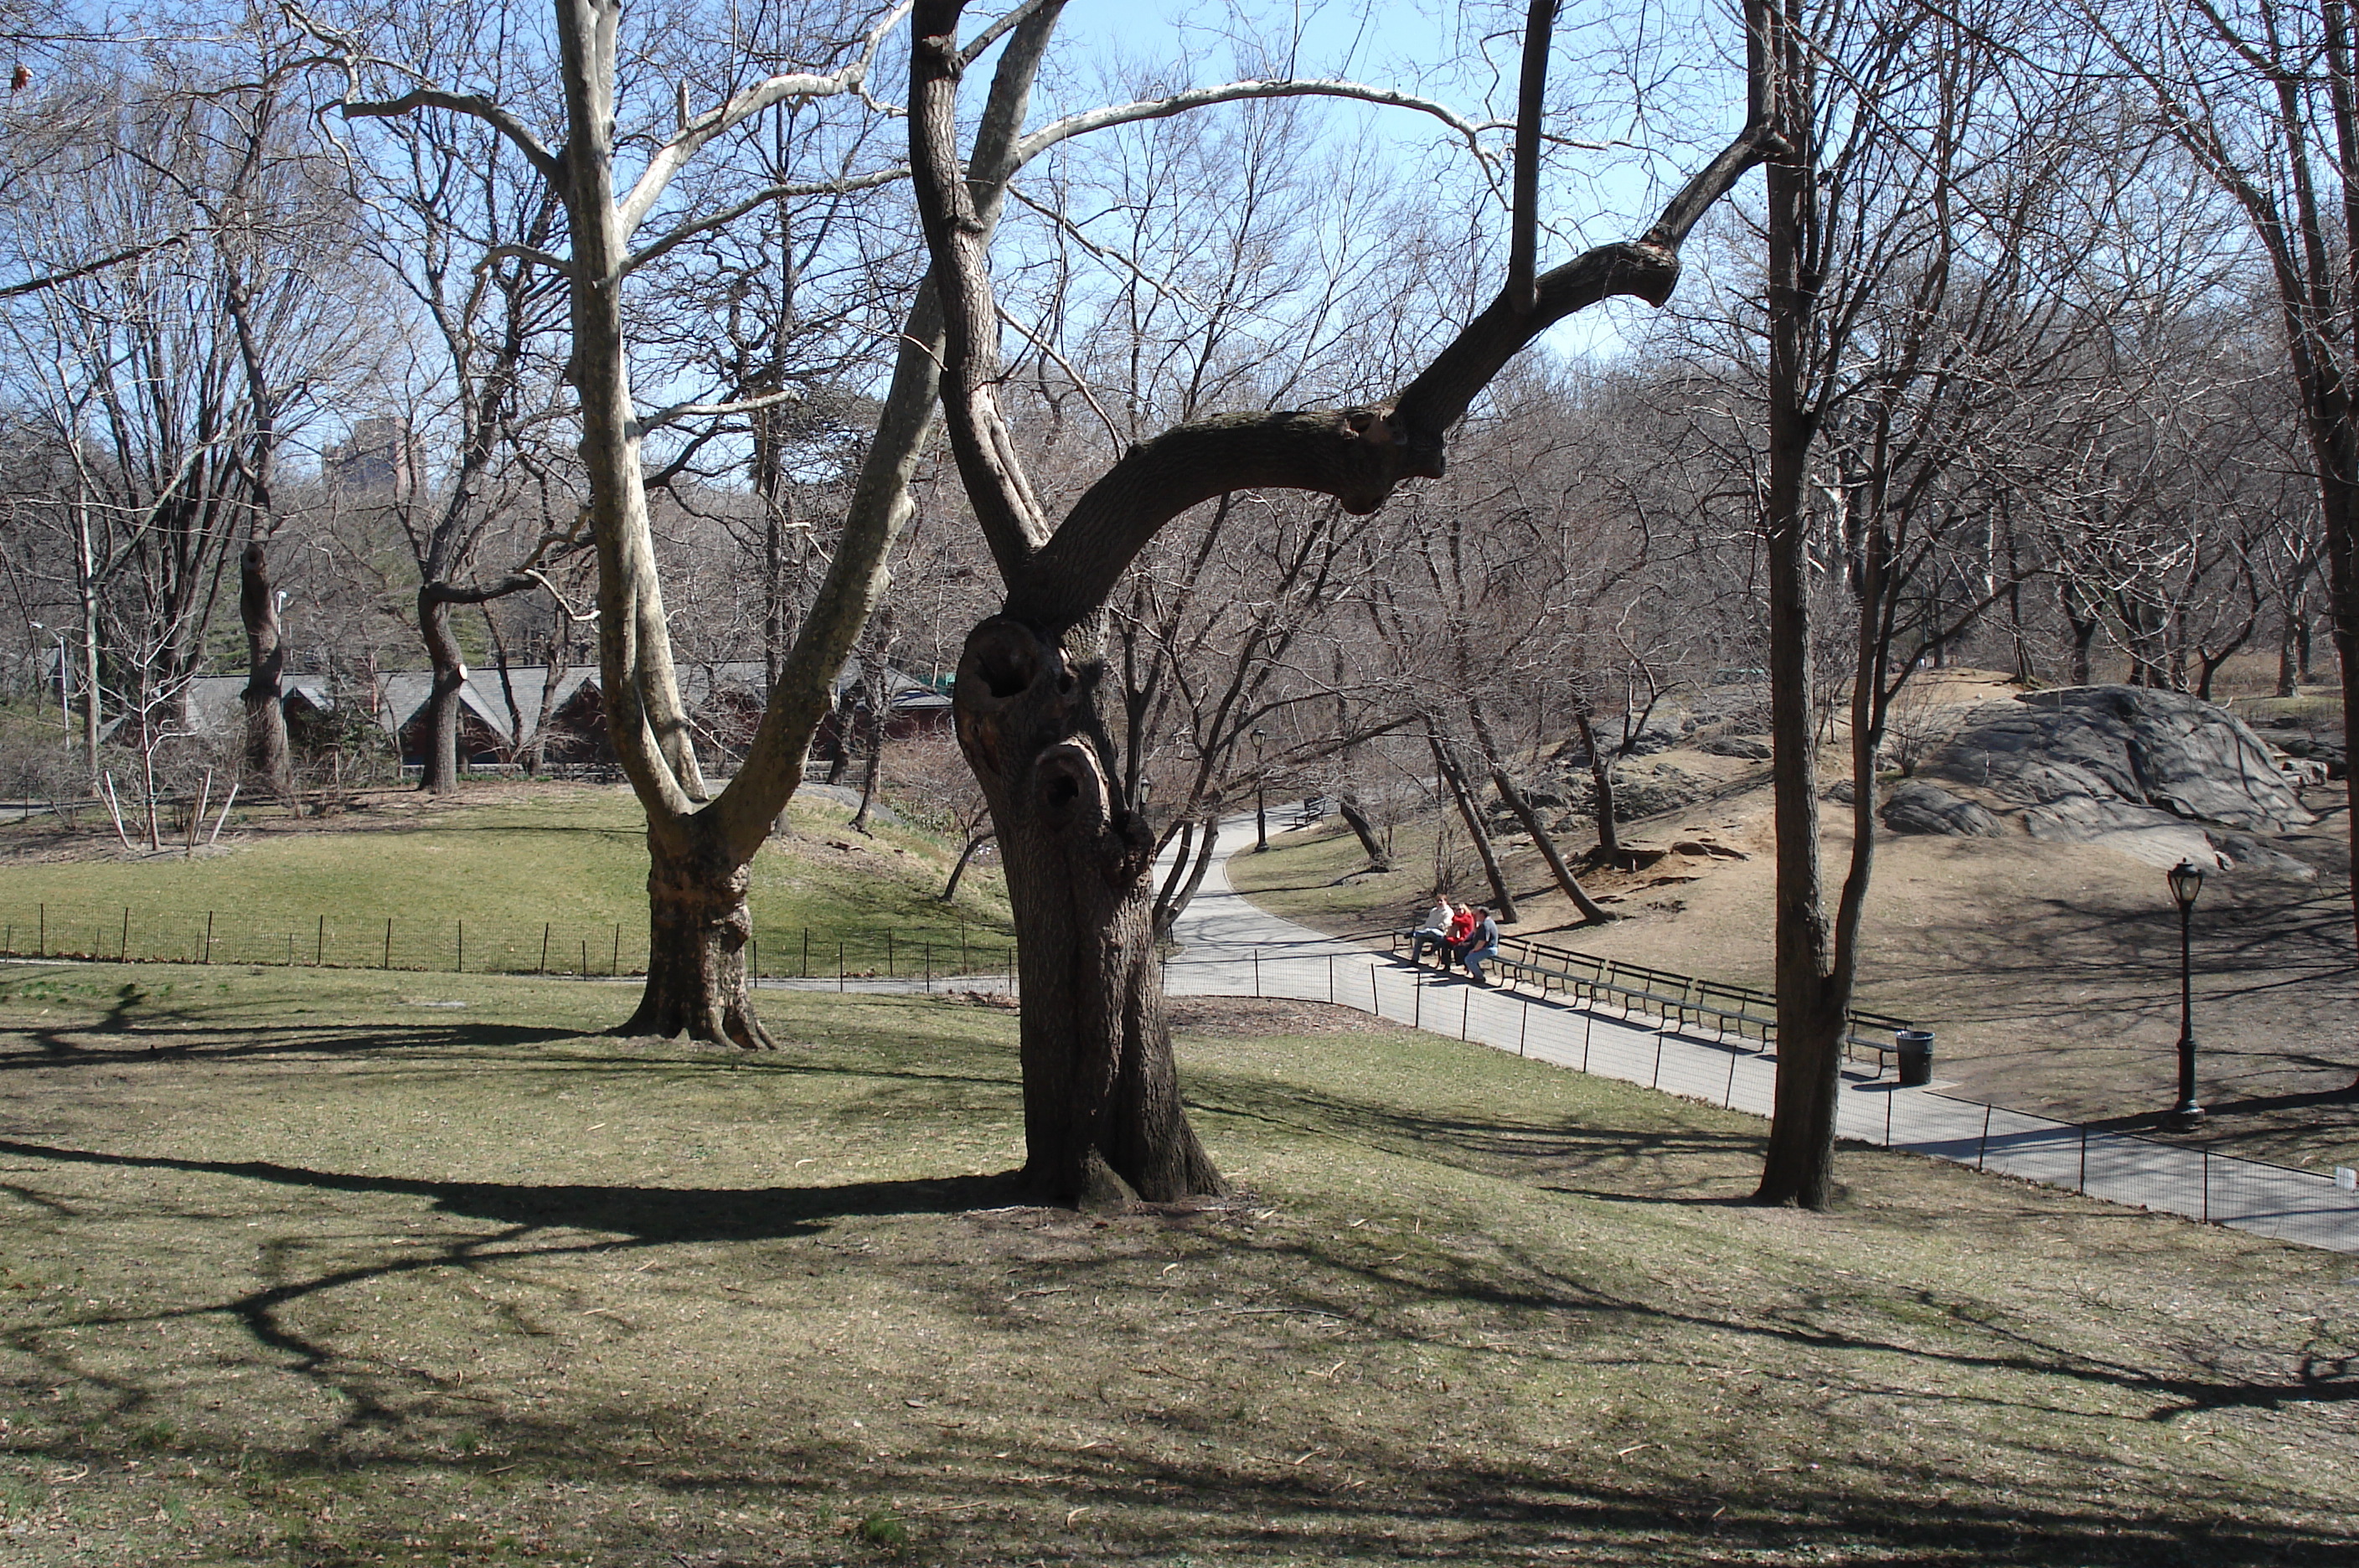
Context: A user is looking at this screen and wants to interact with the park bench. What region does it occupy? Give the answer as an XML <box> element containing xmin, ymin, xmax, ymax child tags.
<box><xmin>1684</xmin><ymin>977</ymin><xmax>1779</xmax><ymax>1049</ymax></box>
<box><xmin>1396</xmin><ymin>931</ymin><xmax>1923</xmax><ymax>1070</ymax></box>
<box><xmin>1840</xmin><ymin>1008</ymin><xmax>1919</xmax><ymax>1077</ymax></box>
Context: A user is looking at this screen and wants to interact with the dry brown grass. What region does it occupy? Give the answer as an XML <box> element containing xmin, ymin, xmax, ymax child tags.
<box><xmin>2</xmin><ymin>964</ymin><xmax>2355</xmax><ymax>1565</ymax></box>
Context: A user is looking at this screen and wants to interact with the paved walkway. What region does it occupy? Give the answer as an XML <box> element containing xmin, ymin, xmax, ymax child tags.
<box><xmin>1156</xmin><ymin>815</ymin><xmax>2359</xmax><ymax>1255</ymax></box>
<box><xmin>755</xmin><ymin>811</ymin><xmax>2359</xmax><ymax>1251</ymax></box>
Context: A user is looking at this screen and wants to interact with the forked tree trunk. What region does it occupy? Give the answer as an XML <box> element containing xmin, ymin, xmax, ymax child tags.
<box><xmin>621</xmin><ymin>816</ymin><xmax>772</xmax><ymax>1049</ymax></box>
<box><xmin>1469</xmin><ymin>699</ymin><xmax>1610</xmax><ymax>922</ymax></box>
<box><xmin>957</xmin><ymin>616</ymin><xmax>1224</xmax><ymax>1206</ymax></box>
<box><xmin>1427</xmin><ymin>726</ymin><xmax>1518</xmax><ymax>923</ymax></box>
<box><xmin>240</xmin><ymin>542</ymin><xmax>293</xmax><ymax>798</ymax></box>
<box><xmin>1571</xmin><ymin>703</ymin><xmax>1625</xmax><ymax>862</ymax></box>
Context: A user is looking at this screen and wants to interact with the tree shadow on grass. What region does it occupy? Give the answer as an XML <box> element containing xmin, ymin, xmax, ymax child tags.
<box><xmin>0</xmin><ymin>1136</ymin><xmax>1022</xmax><ymax>1241</ymax></box>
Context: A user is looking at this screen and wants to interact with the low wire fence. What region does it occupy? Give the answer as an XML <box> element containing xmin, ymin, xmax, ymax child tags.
<box><xmin>1159</xmin><ymin>941</ymin><xmax>2359</xmax><ymax>1256</ymax></box>
<box><xmin>0</xmin><ymin>899</ymin><xmax>1015</xmax><ymax>987</ymax></box>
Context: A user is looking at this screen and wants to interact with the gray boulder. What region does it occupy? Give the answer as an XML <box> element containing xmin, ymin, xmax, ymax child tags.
<box><xmin>1925</xmin><ymin>685</ymin><xmax>2314</xmax><ymax>875</ymax></box>
<box><xmin>1701</xmin><ymin>734</ymin><xmax>1773</xmax><ymax>760</ymax></box>
<box><xmin>1880</xmin><ymin>779</ymin><xmax>2005</xmax><ymax>838</ymax></box>
<box><xmin>1930</xmin><ymin>685</ymin><xmax>2310</xmax><ymax>833</ymax></box>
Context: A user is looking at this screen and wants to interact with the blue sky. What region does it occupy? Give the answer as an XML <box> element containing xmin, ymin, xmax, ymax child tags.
<box><xmin>1031</xmin><ymin>0</ymin><xmax>1755</xmax><ymax>361</ymax></box>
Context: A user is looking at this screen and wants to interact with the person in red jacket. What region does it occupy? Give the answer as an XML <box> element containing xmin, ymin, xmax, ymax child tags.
<box><xmin>1441</xmin><ymin>903</ymin><xmax>1477</xmax><ymax>968</ymax></box>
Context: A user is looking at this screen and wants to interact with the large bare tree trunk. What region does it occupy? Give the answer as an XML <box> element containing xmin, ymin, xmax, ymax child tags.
<box><xmin>958</xmin><ymin>617</ymin><xmax>1223</xmax><ymax>1205</ymax></box>
<box><xmin>621</xmin><ymin>814</ymin><xmax>771</xmax><ymax>1047</ymax></box>
<box><xmin>909</xmin><ymin>0</ymin><xmax>1779</xmax><ymax>1199</ymax></box>
<box><xmin>240</xmin><ymin>541</ymin><xmax>293</xmax><ymax>797</ymax></box>
<box><xmin>1755</xmin><ymin>4</ymin><xmax>1846</xmax><ymax>1209</ymax></box>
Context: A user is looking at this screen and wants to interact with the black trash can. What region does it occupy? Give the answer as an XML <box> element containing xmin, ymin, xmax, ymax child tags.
<box><xmin>1894</xmin><ymin>1029</ymin><xmax>1934</xmax><ymax>1087</ymax></box>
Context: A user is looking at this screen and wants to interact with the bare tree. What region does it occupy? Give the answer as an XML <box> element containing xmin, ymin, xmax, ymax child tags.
<box><xmin>911</xmin><ymin>0</ymin><xmax>1781</xmax><ymax>1203</ymax></box>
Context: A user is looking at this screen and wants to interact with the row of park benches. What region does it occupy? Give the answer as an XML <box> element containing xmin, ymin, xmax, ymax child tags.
<box><xmin>1391</xmin><ymin>930</ymin><xmax>1920</xmax><ymax>1075</ymax></box>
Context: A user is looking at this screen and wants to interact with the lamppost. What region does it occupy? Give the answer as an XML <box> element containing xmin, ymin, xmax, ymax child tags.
<box><xmin>2165</xmin><ymin>858</ymin><xmax>2205</xmax><ymax>1131</ymax></box>
<box><xmin>1252</xmin><ymin>727</ymin><xmax>1268</xmax><ymax>853</ymax></box>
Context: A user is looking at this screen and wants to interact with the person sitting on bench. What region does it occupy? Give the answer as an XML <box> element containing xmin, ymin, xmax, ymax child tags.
<box><xmin>1439</xmin><ymin>902</ymin><xmax>1476</xmax><ymax>968</ymax></box>
<box><xmin>1408</xmin><ymin>898</ymin><xmax>1454</xmax><ymax>964</ymax></box>
<box><xmin>1459</xmin><ymin>907</ymin><xmax>1501</xmax><ymax>984</ymax></box>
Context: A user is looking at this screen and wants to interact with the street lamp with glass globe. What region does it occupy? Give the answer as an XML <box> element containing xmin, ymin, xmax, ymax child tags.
<box><xmin>2165</xmin><ymin>858</ymin><xmax>2205</xmax><ymax>1131</ymax></box>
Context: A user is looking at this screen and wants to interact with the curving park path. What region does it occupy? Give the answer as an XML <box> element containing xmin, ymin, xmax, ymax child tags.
<box><xmin>757</xmin><ymin>807</ymin><xmax>2359</xmax><ymax>1251</ymax></box>
<box><xmin>1159</xmin><ymin>812</ymin><xmax>2359</xmax><ymax>1255</ymax></box>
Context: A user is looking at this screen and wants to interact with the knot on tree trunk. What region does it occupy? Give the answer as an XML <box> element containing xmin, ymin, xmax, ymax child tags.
<box><xmin>621</xmin><ymin>820</ymin><xmax>773</xmax><ymax>1050</ymax></box>
<box><xmin>952</xmin><ymin>614</ymin><xmax>1221</xmax><ymax>1206</ymax></box>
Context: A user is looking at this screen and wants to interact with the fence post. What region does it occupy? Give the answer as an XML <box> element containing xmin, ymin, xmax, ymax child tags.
<box><xmin>1460</xmin><ymin>988</ymin><xmax>1469</xmax><ymax>1041</ymax></box>
<box><xmin>1885</xmin><ymin>1087</ymin><xmax>1893</xmax><ymax>1148</ymax></box>
<box><xmin>38</xmin><ymin>903</ymin><xmax>44</xmax><ymax>958</ymax></box>
<box><xmin>1520</xmin><ymin>1001</ymin><xmax>1529</xmax><ymax>1058</ymax></box>
<box><xmin>1652</xmin><ymin>1032</ymin><xmax>1665</xmax><ymax>1089</ymax></box>
<box><xmin>1328</xmin><ymin>953</ymin><xmax>1334</xmax><ymax>1004</ymax></box>
<box><xmin>924</xmin><ymin>941</ymin><xmax>932</xmax><ymax>992</ymax></box>
<box><xmin>612</xmin><ymin>925</ymin><xmax>621</xmax><ymax>977</ymax></box>
<box><xmin>317</xmin><ymin>915</ymin><xmax>327</xmax><ymax>967</ymax></box>
<box><xmin>887</xmin><ymin>931</ymin><xmax>896</xmax><ymax>978</ymax></box>
<box><xmin>961</xmin><ymin>919</ymin><xmax>968</xmax><ymax>975</ymax></box>
<box><xmin>839</xmin><ymin>941</ymin><xmax>846</xmax><ymax>993</ymax></box>
<box><xmin>125</xmin><ymin>908</ymin><xmax>133</xmax><ymax>962</ymax></box>
<box><xmin>1412</xmin><ymin>968</ymin><xmax>1421</xmax><ymax>1030</ymax></box>
<box><xmin>1726</xmin><ymin>1050</ymin><xmax>1737</xmax><ymax>1109</ymax></box>
<box><xmin>581</xmin><ymin>939</ymin><xmax>590</xmax><ymax>977</ymax></box>
<box><xmin>204</xmin><ymin>910</ymin><xmax>214</xmax><ymax>965</ymax></box>
<box><xmin>2203</xmin><ymin>1148</ymin><xmax>2211</xmax><ymax>1224</ymax></box>
<box><xmin>385</xmin><ymin>917</ymin><xmax>394</xmax><ymax>970</ymax></box>
<box><xmin>539</xmin><ymin>923</ymin><xmax>550</xmax><ymax>974</ymax></box>
<box><xmin>1252</xmin><ymin>947</ymin><xmax>1261</xmax><ymax>998</ymax></box>
<box><xmin>1978</xmin><ymin>1105</ymin><xmax>1992</xmax><ymax>1171</ymax></box>
<box><xmin>2078</xmin><ymin>1124</ymin><xmax>2088</xmax><ymax>1193</ymax></box>
<box><xmin>1370</xmin><ymin>965</ymin><xmax>1379</xmax><ymax>1017</ymax></box>
<box><xmin>457</xmin><ymin>920</ymin><xmax>464</xmax><ymax>974</ymax></box>
<box><xmin>803</xmin><ymin>926</ymin><xmax>811</xmax><ymax>979</ymax></box>
<box><xmin>751</xmin><ymin>938</ymin><xmax>759</xmax><ymax>983</ymax></box>
<box><xmin>1582</xmin><ymin>1008</ymin><xmax>1593</xmax><ymax>1072</ymax></box>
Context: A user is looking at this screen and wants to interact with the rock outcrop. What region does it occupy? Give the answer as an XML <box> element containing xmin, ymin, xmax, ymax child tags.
<box><xmin>1918</xmin><ymin>685</ymin><xmax>2314</xmax><ymax>874</ymax></box>
<box><xmin>1879</xmin><ymin>779</ymin><xmax>2005</xmax><ymax>838</ymax></box>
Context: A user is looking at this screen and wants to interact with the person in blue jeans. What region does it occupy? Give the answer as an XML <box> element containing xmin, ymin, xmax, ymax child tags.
<box><xmin>1459</xmin><ymin>906</ymin><xmax>1500</xmax><ymax>984</ymax></box>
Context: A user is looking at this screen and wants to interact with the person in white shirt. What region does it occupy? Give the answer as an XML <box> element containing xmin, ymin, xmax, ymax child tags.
<box><xmin>1408</xmin><ymin>899</ymin><xmax>1454</xmax><ymax>964</ymax></box>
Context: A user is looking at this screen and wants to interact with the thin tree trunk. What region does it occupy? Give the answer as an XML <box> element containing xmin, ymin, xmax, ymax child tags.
<box><xmin>1754</xmin><ymin>31</ymin><xmax>1850</xmax><ymax>1210</ymax></box>
<box><xmin>942</xmin><ymin>828</ymin><xmax>994</xmax><ymax>900</ymax></box>
<box><xmin>1427</xmin><ymin>723</ymin><xmax>1517</xmax><ymax>923</ymax></box>
<box><xmin>1469</xmin><ymin>699</ymin><xmax>1610</xmax><ymax>922</ymax></box>
<box><xmin>851</xmin><ymin>672</ymin><xmax>886</xmax><ymax>833</ymax></box>
<box><xmin>1571</xmin><ymin>702</ymin><xmax>1624</xmax><ymax>862</ymax></box>
<box><xmin>1153</xmin><ymin>815</ymin><xmax>1220</xmax><ymax>939</ymax></box>
<box><xmin>1335</xmin><ymin>792</ymin><xmax>1391</xmax><ymax>870</ymax></box>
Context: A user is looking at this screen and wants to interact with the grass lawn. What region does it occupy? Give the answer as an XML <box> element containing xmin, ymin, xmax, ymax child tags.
<box><xmin>1</xmin><ymin>964</ymin><xmax>2354</xmax><ymax>1565</ymax></box>
<box><xmin>0</xmin><ymin>786</ymin><xmax>1012</xmax><ymax>981</ymax></box>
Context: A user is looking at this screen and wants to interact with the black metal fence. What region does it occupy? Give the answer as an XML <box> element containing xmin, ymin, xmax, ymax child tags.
<box><xmin>0</xmin><ymin>899</ymin><xmax>1014</xmax><ymax>987</ymax></box>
